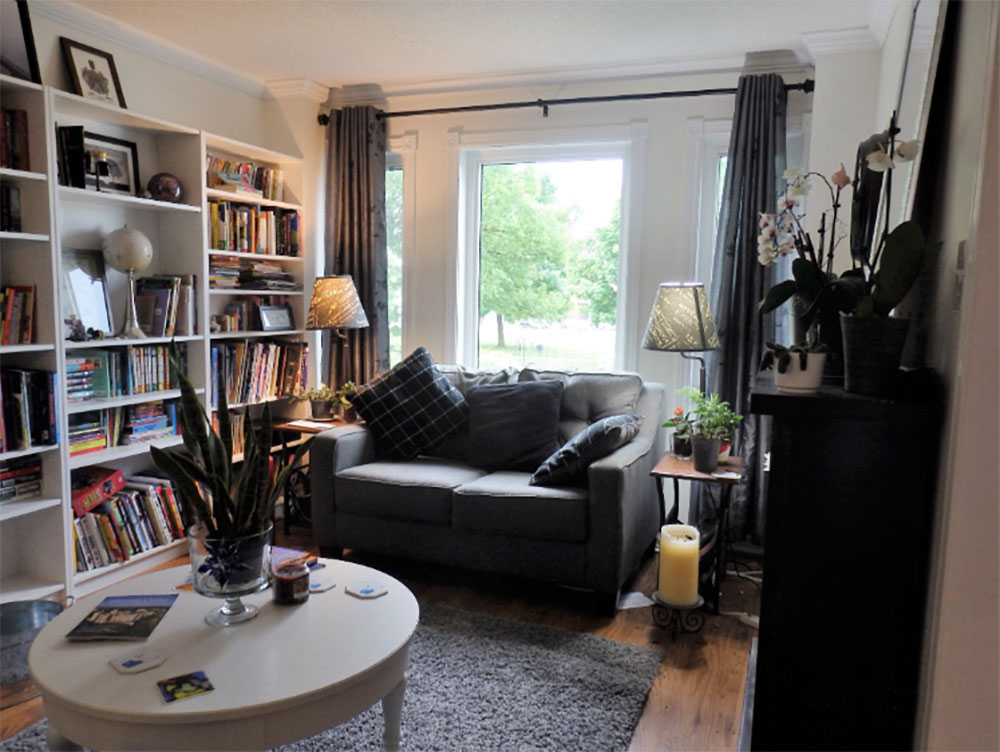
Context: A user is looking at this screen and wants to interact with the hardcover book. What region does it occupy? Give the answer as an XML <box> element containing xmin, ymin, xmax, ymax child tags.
<box><xmin>65</xmin><ymin>594</ymin><xmax>178</xmax><ymax>641</ymax></box>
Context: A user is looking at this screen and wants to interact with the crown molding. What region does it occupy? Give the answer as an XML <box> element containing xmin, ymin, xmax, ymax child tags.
<box><xmin>267</xmin><ymin>78</ymin><xmax>328</xmax><ymax>103</ymax></box>
<box><xmin>801</xmin><ymin>27</ymin><xmax>882</xmax><ymax>59</ymax></box>
<box><xmin>32</xmin><ymin>0</ymin><xmax>269</xmax><ymax>98</ymax></box>
<box><xmin>868</xmin><ymin>0</ymin><xmax>900</xmax><ymax>48</ymax></box>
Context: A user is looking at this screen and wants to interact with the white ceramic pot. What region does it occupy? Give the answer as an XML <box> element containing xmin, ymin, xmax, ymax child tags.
<box><xmin>774</xmin><ymin>352</ymin><xmax>827</xmax><ymax>395</ymax></box>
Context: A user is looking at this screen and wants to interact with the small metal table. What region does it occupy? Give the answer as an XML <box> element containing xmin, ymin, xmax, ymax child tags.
<box><xmin>274</xmin><ymin>420</ymin><xmax>350</xmax><ymax>534</ymax></box>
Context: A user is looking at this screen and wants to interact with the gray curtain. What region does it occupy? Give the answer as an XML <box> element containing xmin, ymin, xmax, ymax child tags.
<box><xmin>695</xmin><ymin>74</ymin><xmax>787</xmax><ymax>546</ymax></box>
<box><xmin>324</xmin><ymin>105</ymin><xmax>389</xmax><ymax>387</ymax></box>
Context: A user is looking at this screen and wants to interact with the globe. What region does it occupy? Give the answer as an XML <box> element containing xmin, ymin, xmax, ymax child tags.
<box><xmin>102</xmin><ymin>226</ymin><xmax>153</xmax><ymax>273</ymax></box>
<box><xmin>147</xmin><ymin>172</ymin><xmax>184</xmax><ymax>203</ymax></box>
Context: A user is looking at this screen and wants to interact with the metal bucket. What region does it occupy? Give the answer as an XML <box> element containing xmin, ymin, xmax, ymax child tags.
<box><xmin>1</xmin><ymin>600</ymin><xmax>63</xmax><ymax>684</ymax></box>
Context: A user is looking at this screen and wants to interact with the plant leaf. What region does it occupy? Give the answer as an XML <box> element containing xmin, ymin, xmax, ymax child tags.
<box><xmin>792</xmin><ymin>257</ymin><xmax>823</xmax><ymax>300</ymax></box>
<box><xmin>873</xmin><ymin>220</ymin><xmax>927</xmax><ymax>315</ymax></box>
<box><xmin>150</xmin><ymin>446</ymin><xmax>217</xmax><ymax>537</ymax></box>
<box><xmin>759</xmin><ymin>279</ymin><xmax>798</xmax><ymax>313</ymax></box>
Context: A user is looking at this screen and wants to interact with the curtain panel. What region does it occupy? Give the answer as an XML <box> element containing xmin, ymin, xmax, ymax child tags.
<box><xmin>323</xmin><ymin>105</ymin><xmax>389</xmax><ymax>387</ymax></box>
<box><xmin>697</xmin><ymin>74</ymin><xmax>787</xmax><ymax>546</ymax></box>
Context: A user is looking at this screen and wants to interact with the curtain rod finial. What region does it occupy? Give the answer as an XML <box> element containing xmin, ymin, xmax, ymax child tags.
<box><xmin>317</xmin><ymin>112</ymin><xmax>330</xmax><ymax>126</ymax></box>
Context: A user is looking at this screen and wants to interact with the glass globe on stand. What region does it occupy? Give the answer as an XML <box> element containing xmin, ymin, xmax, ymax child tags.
<box><xmin>102</xmin><ymin>226</ymin><xmax>153</xmax><ymax>339</ymax></box>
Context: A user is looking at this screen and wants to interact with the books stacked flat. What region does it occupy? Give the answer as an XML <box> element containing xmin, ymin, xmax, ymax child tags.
<box><xmin>66</xmin><ymin>352</ymin><xmax>109</xmax><ymax>402</ymax></box>
<box><xmin>209</xmin><ymin>255</ymin><xmax>240</xmax><ymax>288</ymax></box>
<box><xmin>121</xmin><ymin>402</ymin><xmax>176</xmax><ymax>445</ymax></box>
<box><xmin>0</xmin><ymin>455</ymin><xmax>43</xmax><ymax>503</ymax></box>
<box><xmin>0</xmin><ymin>368</ymin><xmax>58</xmax><ymax>452</ymax></box>
<box><xmin>1</xmin><ymin>285</ymin><xmax>35</xmax><ymax>344</ymax></box>
<box><xmin>238</xmin><ymin>260</ymin><xmax>301</xmax><ymax>291</ymax></box>
<box><xmin>68</xmin><ymin>411</ymin><xmax>108</xmax><ymax>457</ymax></box>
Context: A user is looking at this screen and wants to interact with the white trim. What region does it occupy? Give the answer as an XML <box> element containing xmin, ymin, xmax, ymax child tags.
<box><xmin>32</xmin><ymin>0</ymin><xmax>269</xmax><ymax>98</ymax></box>
<box><xmin>618</xmin><ymin>121</ymin><xmax>648</xmax><ymax>371</ymax></box>
<box><xmin>868</xmin><ymin>0</ymin><xmax>900</xmax><ymax>48</ymax></box>
<box><xmin>267</xmin><ymin>78</ymin><xmax>329</xmax><ymax>103</ymax></box>
<box><xmin>387</xmin><ymin>133</ymin><xmax>419</xmax><ymax>361</ymax></box>
<box><xmin>802</xmin><ymin>27</ymin><xmax>883</xmax><ymax>59</ymax></box>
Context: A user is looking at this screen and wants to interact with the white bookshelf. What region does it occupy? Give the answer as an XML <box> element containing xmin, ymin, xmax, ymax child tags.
<box><xmin>0</xmin><ymin>84</ymin><xmax>311</xmax><ymax>604</ymax></box>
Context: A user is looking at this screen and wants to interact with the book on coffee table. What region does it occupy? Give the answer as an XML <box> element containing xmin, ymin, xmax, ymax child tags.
<box><xmin>66</xmin><ymin>594</ymin><xmax>178</xmax><ymax>641</ymax></box>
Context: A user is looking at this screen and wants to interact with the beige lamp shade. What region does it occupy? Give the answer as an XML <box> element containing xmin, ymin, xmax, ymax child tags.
<box><xmin>306</xmin><ymin>275</ymin><xmax>370</xmax><ymax>330</ymax></box>
<box><xmin>642</xmin><ymin>282</ymin><xmax>719</xmax><ymax>352</ymax></box>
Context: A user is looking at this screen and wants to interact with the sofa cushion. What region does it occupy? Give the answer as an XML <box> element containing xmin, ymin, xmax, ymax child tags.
<box><xmin>518</xmin><ymin>369</ymin><xmax>643</xmax><ymax>442</ymax></box>
<box><xmin>453</xmin><ymin>472</ymin><xmax>589</xmax><ymax>542</ymax></box>
<box><xmin>349</xmin><ymin>347</ymin><xmax>468</xmax><ymax>460</ymax></box>
<box><xmin>465</xmin><ymin>380</ymin><xmax>564</xmax><ymax>472</ymax></box>
<box><xmin>429</xmin><ymin>365</ymin><xmax>518</xmax><ymax>461</ymax></box>
<box><xmin>336</xmin><ymin>458</ymin><xmax>485</xmax><ymax>525</ymax></box>
<box><xmin>531</xmin><ymin>414</ymin><xmax>644</xmax><ymax>487</ymax></box>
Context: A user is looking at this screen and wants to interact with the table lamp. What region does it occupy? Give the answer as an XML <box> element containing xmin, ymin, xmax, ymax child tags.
<box><xmin>641</xmin><ymin>282</ymin><xmax>719</xmax><ymax>396</ymax></box>
<box><xmin>102</xmin><ymin>225</ymin><xmax>154</xmax><ymax>339</ymax></box>
<box><xmin>306</xmin><ymin>275</ymin><xmax>370</xmax><ymax>334</ymax></box>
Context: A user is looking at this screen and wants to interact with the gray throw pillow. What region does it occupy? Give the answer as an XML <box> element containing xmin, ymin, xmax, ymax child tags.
<box><xmin>465</xmin><ymin>380</ymin><xmax>564</xmax><ymax>472</ymax></box>
<box><xmin>530</xmin><ymin>414</ymin><xmax>644</xmax><ymax>487</ymax></box>
<box><xmin>349</xmin><ymin>347</ymin><xmax>468</xmax><ymax>460</ymax></box>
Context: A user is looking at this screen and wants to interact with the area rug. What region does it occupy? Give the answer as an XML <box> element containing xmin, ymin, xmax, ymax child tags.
<box><xmin>1</xmin><ymin>603</ymin><xmax>662</xmax><ymax>752</ymax></box>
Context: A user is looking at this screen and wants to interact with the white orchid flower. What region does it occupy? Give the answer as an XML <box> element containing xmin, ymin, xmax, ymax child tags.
<box><xmin>787</xmin><ymin>178</ymin><xmax>812</xmax><ymax>197</ymax></box>
<box><xmin>831</xmin><ymin>163</ymin><xmax>851</xmax><ymax>188</ymax></box>
<box><xmin>895</xmin><ymin>140</ymin><xmax>921</xmax><ymax>162</ymax></box>
<box><xmin>758</xmin><ymin>247</ymin><xmax>778</xmax><ymax>266</ymax></box>
<box><xmin>777</xmin><ymin>195</ymin><xmax>799</xmax><ymax>211</ymax></box>
<box><xmin>783</xmin><ymin>167</ymin><xmax>804</xmax><ymax>181</ymax></box>
<box><xmin>866</xmin><ymin>145</ymin><xmax>894</xmax><ymax>172</ymax></box>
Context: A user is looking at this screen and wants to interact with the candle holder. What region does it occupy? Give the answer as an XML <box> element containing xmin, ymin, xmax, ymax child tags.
<box><xmin>651</xmin><ymin>591</ymin><xmax>705</xmax><ymax>639</ymax></box>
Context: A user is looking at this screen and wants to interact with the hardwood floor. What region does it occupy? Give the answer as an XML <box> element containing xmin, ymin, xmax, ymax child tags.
<box><xmin>0</xmin><ymin>526</ymin><xmax>761</xmax><ymax>750</ymax></box>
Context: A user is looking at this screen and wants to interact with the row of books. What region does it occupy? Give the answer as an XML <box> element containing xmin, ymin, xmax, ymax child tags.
<box><xmin>208</xmin><ymin>201</ymin><xmax>301</xmax><ymax>257</ymax></box>
<box><xmin>70</xmin><ymin>467</ymin><xmax>190</xmax><ymax>572</ymax></box>
<box><xmin>135</xmin><ymin>275</ymin><xmax>196</xmax><ymax>338</ymax></box>
<box><xmin>68</xmin><ymin>401</ymin><xmax>178</xmax><ymax>457</ymax></box>
<box><xmin>206</xmin><ymin>154</ymin><xmax>284</xmax><ymax>202</ymax></box>
<box><xmin>1</xmin><ymin>183</ymin><xmax>22</xmax><ymax>232</ymax></box>
<box><xmin>213</xmin><ymin>410</ymin><xmax>247</xmax><ymax>456</ymax></box>
<box><xmin>214</xmin><ymin>295</ymin><xmax>292</xmax><ymax>332</ymax></box>
<box><xmin>211</xmin><ymin>341</ymin><xmax>308</xmax><ymax>406</ymax></box>
<box><xmin>209</xmin><ymin>254</ymin><xmax>301</xmax><ymax>292</ymax></box>
<box><xmin>1</xmin><ymin>108</ymin><xmax>30</xmax><ymax>171</ymax></box>
<box><xmin>0</xmin><ymin>368</ymin><xmax>57</xmax><ymax>453</ymax></box>
<box><xmin>1</xmin><ymin>285</ymin><xmax>34</xmax><ymax>344</ymax></box>
<box><xmin>0</xmin><ymin>455</ymin><xmax>43</xmax><ymax>503</ymax></box>
<box><xmin>66</xmin><ymin>345</ymin><xmax>189</xmax><ymax>403</ymax></box>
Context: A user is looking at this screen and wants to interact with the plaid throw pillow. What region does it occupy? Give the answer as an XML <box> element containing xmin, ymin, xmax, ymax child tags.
<box><xmin>350</xmin><ymin>347</ymin><xmax>468</xmax><ymax>459</ymax></box>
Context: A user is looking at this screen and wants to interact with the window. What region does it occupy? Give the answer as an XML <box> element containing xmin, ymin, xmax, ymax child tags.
<box><xmin>462</xmin><ymin>147</ymin><xmax>625</xmax><ymax>371</ymax></box>
<box><xmin>385</xmin><ymin>159</ymin><xmax>403</xmax><ymax>365</ymax></box>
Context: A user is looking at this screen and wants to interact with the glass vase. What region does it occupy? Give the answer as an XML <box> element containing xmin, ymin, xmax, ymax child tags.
<box><xmin>187</xmin><ymin>522</ymin><xmax>272</xmax><ymax>627</ymax></box>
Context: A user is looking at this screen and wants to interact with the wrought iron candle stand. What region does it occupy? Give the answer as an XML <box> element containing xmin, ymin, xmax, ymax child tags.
<box><xmin>651</xmin><ymin>591</ymin><xmax>706</xmax><ymax>639</ymax></box>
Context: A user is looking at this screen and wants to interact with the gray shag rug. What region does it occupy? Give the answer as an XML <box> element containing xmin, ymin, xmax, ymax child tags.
<box><xmin>2</xmin><ymin>603</ymin><xmax>662</xmax><ymax>751</ymax></box>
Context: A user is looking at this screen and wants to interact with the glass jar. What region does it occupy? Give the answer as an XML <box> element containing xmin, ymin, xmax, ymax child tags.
<box><xmin>272</xmin><ymin>560</ymin><xmax>310</xmax><ymax>605</ymax></box>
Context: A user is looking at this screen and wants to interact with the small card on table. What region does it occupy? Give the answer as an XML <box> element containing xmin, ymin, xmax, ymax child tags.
<box><xmin>156</xmin><ymin>671</ymin><xmax>214</xmax><ymax>703</ymax></box>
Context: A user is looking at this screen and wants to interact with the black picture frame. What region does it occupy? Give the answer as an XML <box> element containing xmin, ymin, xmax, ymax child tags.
<box><xmin>0</xmin><ymin>1</ymin><xmax>41</xmax><ymax>84</ymax></box>
<box><xmin>60</xmin><ymin>249</ymin><xmax>115</xmax><ymax>339</ymax></box>
<box><xmin>258</xmin><ymin>305</ymin><xmax>295</xmax><ymax>332</ymax></box>
<box><xmin>59</xmin><ymin>37</ymin><xmax>127</xmax><ymax>108</ymax></box>
<box><xmin>83</xmin><ymin>132</ymin><xmax>140</xmax><ymax>196</ymax></box>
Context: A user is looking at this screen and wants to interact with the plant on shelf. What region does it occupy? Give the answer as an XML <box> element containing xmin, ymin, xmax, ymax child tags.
<box><xmin>759</xmin><ymin>341</ymin><xmax>829</xmax><ymax>396</ymax></box>
<box><xmin>677</xmin><ymin>386</ymin><xmax>742</xmax><ymax>472</ymax></box>
<box><xmin>759</xmin><ymin>341</ymin><xmax>828</xmax><ymax>374</ymax></box>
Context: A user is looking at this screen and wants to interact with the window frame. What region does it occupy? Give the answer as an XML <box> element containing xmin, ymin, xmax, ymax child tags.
<box><xmin>386</xmin><ymin>134</ymin><xmax>416</xmax><ymax>364</ymax></box>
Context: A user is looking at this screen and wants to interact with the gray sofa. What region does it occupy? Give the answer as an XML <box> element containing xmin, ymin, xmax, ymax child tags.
<box><xmin>311</xmin><ymin>366</ymin><xmax>666</xmax><ymax>611</ymax></box>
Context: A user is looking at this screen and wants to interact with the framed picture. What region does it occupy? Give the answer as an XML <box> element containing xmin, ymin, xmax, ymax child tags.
<box><xmin>1</xmin><ymin>1</ymin><xmax>41</xmax><ymax>84</ymax></box>
<box><xmin>59</xmin><ymin>37</ymin><xmax>126</xmax><ymax>108</ymax></box>
<box><xmin>258</xmin><ymin>305</ymin><xmax>295</xmax><ymax>332</ymax></box>
<box><xmin>83</xmin><ymin>132</ymin><xmax>139</xmax><ymax>196</ymax></box>
<box><xmin>60</xmin><ymin>249</ymin><xmax>115</xmax><ymax>339</ymax></box>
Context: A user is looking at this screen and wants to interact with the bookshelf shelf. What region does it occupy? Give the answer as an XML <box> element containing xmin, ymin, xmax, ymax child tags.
<box><xmin>0</xmin><ymin>231</ymin><xmax>49</xmax><ymax>243</ymax></box>
<box><xmin>211</xmin><ymin>329</ymin><xmax>306</xmax><ymax>340</ymax></box>
<box><xmin>222</xmin><ymin>394</ymin><xmax>291</xmax><ymax>411</ymax></box>
<box><xmin>0</xmin><ymin>444</ymin><xmax>60</xmax><ymax>463</ymax></box>
<box><xmin>68</xmin><ymin>435</ymin><xmax>185</xmax><ymax>470</ymax></box>
<box><xmin>51</xmin><ymin>89</ymin><xmax>199</xmax><ymax>135</ymax></box>
<box><xmin>207</xmin><ymin>249</ymin><xmax>304</xmax><ymax>262</ymax></box>
<box><xmin>0</xmin><ymin>574</ymin><xmax>63</xmax><ymax>605</ymax></box>
<box><xmin>0</xmin><ymin>343</ymin><xmax>56</xmax><ymax>354</ymax></box>
<box><xmin>0</xmin><ymin>167</ymin><xmax>47</xmax><ymax>182</ymax></box>
<box><xmin>72</xmin><ymin>538</ymin><xmax>188</xmax><ymax>592</ymax></box>
<box><xmin>205</xmin><ymin>188</ymin><xmax>302</xmax><ymax>211</ymax></box>
<box><xmin>0</xmin><ymin>496</ymin><xmax>62</xmax><ymax>522</ymax></box>
<box><xmin>0</xmin><ymin>73</ymin><xmax>43</xmax><ymax>93</ymax></box>
<box><xmin>209</xmin><ymin>289</ymin><xmax>304</xmax><ymax>296</ymax></box>
<box><xmin>57</xmin><ymin>186</ymin><xmax>202</xmax><ymax>213</ymax></box>
<box><xmin>65</xmin><ymin>387</ymin><xmax>205</xmax><ymax>414</ymax></box>
<box><xmin>64</xmin><ymin>334</ymin><xmax>202</xmax><ymax>350</ymax></box>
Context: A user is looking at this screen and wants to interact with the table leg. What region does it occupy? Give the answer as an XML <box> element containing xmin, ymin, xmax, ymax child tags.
<box><xmin>382</xmin><ymin>675</ymin><xmax>406</xmax><ymax>751</ymax></box>
<box><xmin>46</xmin><ymin>725</ymin><xmax>82</xmax><ymax>751</ymax></box>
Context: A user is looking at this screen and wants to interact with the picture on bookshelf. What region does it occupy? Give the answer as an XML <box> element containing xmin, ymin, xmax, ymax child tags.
<box><xmin>60</xmin><ymin>249</ymin><xmax>114</xmax><ymax>340</ymax></box>
<box><xmin>83</xmin><ymin>132</ymin><xmax>139</xmax><ymax>196</ymax></box>
<box><xmin>258</xmin><ymin>305</ymin><xmax>294</xmax><ymax>332</ymax></box>
<box><xmin>0</xmin><ymin>1</ymin><xmax>41</xmax><ymax>84</ymax></box>
<box><xmin>59</xmin><ymin>37</ymin><xmax>126</xmax><ymax>108</ymax></box>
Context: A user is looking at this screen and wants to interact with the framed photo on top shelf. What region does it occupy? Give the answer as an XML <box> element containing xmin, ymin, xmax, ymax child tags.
<box><xmin>1</xmin><ymin>0</ymin><xmax>42</xmax><ymax>84</ymax></box>
<box><xmin>258</xmin><ymin>305</ymin><xmax>294</xmax><ymax>332</ymax></box>
<box><xmin>59</xmin><ymin>37</ymin><xmax>126</xmax><ymax>108</ymax></box>
<box><xmin>83</xmin><ymin>132</ymin><xmax>139</xmax><ymax>196</ymax></box>
<box><xmin>60</xmin><ymin>249</ymin><xmax>114</xmax><ymax>340</ymax></box>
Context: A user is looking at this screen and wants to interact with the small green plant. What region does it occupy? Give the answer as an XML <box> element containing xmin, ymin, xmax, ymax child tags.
<box><xmin>150</xmin><ymin>345</ymin><xmax>313</xmax><ymax>539</ymax></box>
<box><xmin>759</xmin><ymin>341</ymin><xmax>828</xmax><ymax>374</ymax></box>
<box><xmin>677</xmin><ymin>386</ymin><xmax>743</xmax><ymax>441</ymax></box>
<box><xmin>291</xmin><ymin>381</ymin><xmax>355</xmax><ymax>407</ymax></box>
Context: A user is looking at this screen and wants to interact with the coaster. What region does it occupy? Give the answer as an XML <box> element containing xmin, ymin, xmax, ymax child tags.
<box><xmin>156</xmin><ymin>671</ymin><xmax>214</xmax><ymax>703</ymax></box>
<box><xmin>109</xmin><ymin>646</ymin><xmax>165</xmax><ymax>674</ymax></box>
<box><xmin>346</xmin><ymin>581</ymin><xmax>387</xmax><ymax>599</ymax></box>
<box><xmin>309</xmin><ymin>576</ymin><xmax>336</xmax><ymax>593</ymax></box>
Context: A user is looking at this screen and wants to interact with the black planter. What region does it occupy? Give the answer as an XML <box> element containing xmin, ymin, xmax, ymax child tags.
<box><xmin>691</xmin><ymin>435</ymin><xmax>721</xmax><ymax>473</ymax></box>
<box><xmin>841</xmin><ymin>315</ymin><xmax>911</xmax><ymax>396</ymax></box>
<box><xmin>672</xmin><ymin>433</ymin><xmax>692</xmax><ymax>459</ymax></box>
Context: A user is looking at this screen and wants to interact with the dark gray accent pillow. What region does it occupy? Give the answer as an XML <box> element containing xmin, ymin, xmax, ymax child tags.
<box><xmin>465</xmin><ymin>380</ymin><xmax>564</xmax><ymax>472</ymax></box>
<box><xmin>530</xmin><ymin>414</ymin><xmax>644</xmax><ymax>487</ymax></box>
<box><xmin>349</xmin><ymin>347</ymin><xmax>468</xmax><ymax>460</ymax></box>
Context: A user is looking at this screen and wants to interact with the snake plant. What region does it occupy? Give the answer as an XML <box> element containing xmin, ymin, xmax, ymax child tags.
<box><xmin>151</xmin><ymin>345</ymin><xmax>313</xmax><ymax>539</ymax></box>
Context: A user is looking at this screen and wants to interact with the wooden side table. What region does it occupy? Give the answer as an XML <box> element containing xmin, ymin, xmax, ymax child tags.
<box><xmin>274</xmin><ymin>420</ymin><xmax>350</xmax><ymax>534</ymax></box>
<box><xmin>650</xmin><ymin>454</ymin><xmax>742</xmax><ymax>613</ymax></box>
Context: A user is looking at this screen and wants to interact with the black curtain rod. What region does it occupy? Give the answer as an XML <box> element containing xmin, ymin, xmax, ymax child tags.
<box><xmin>317</xmin><ymin>78</ymin><xmax>813</xmax><ymax>125</ymax></box>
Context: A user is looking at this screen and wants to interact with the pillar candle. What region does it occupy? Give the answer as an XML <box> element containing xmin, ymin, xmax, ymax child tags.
<box><xmin>657</xmin><ymin>524</ymin><xmax>700</xmax><ymax>606</ymax></box>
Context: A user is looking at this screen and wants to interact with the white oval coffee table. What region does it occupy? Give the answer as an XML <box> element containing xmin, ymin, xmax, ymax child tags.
<box><xmin>29</xmin><ymin>559</ymin><xmax>419</xmax><ymax>751</ymax></box>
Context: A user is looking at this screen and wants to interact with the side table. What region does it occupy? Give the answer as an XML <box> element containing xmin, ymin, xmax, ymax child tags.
<box><xmin>274</xmin><ymin>420</ymin><xmax>350</xmax><ymax>535</ymax></box>
<box><xmin>650</xmin><ymin>454</ymin><xmax>742</xmax><ymax>613</ymax></box>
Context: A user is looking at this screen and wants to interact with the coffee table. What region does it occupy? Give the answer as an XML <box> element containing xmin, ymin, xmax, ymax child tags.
<box><xmin>29</xmin><ymin>559</ymin><xmax>419</xmax><ymax>751</ymax></box>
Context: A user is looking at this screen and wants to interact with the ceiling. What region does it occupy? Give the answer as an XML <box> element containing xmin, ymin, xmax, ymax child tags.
<box><xmin>65</xmin><ymin>0</ymin><xmax>880</xmax><ymax>93</ymax></box>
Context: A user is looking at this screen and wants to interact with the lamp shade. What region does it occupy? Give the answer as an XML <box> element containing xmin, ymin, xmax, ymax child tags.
<box><xmin>306</xmin><ymin>275</ymin><xmax>369</xmax><ymax>330</ymax></box>
<box><xmin>642</xmin><ymin>282</ymin><xmax>719</xmax><ymax>352</ymax></box>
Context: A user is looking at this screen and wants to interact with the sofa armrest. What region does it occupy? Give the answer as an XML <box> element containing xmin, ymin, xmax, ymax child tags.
<box><xmin>311</xmin><ymin>425</ymin><xmax>375</xmax><ymax>548</ymax></box>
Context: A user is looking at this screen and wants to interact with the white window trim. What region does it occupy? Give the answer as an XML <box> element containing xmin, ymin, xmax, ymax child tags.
<box><xmin>451</xmin><ymin>121</ymin><xmax>647</xmax><ymax>369</ymax></box>
<box><xmin>387</xmin><ymin>133</ymin><xmax>417</xmax><ymax>360</ymax></box>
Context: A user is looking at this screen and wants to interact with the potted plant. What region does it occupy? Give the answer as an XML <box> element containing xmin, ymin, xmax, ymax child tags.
<box><xmin>150</xmin><ymin>346</ymin><xmax>313</xmax><ymax>626</ymax></box>
<box><xmin>663</xmin><ymin>405</ymin><xmax>694</xmax><ymax>458</ymax></box>
<box><xmin>291</xmin><ymin>381</ymin><xmax>355</xmax><ymax>420</ymax></box>
<box><xmin>677</xmin><ymin>387</ymin><xmax>743</xmax><ymax>473</ymax></box>
<box><xmin>759</xmin><ymin>341</ymin><xmax>828</xmax><ymax>395</ymax></box>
